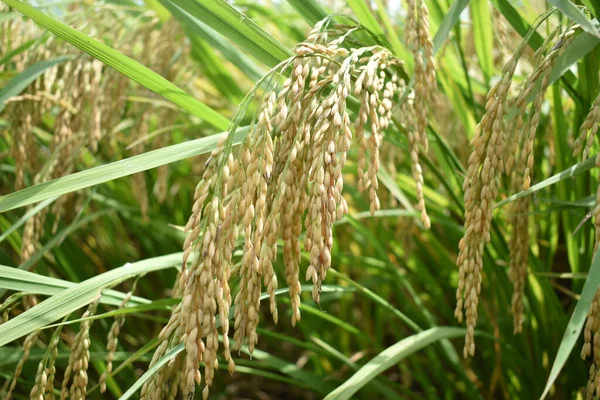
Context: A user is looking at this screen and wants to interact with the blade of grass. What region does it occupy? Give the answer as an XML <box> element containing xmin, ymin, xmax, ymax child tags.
<box><xmin>286</xmin><ymin>0</ymin><xmax>328</xmax><ymax>25</ymax></box>
<box><xmin>541</xmin><ymin>250</ymin><xmax>600</xmax><ymax>399</ymax></box>
<box><xmin>432</xmin><ymin>0</ymin><xmax>470</xmax><ymax>54</ymax></box>
<box><xmin>0</xmin><ymin>347</ymin><xmax>151</xmax><ymax>367</ymax></box>
<box><xmin>0</xmin><ymin>264</ymin><xmax>152</xmax><ymax>306</ymax></box>
<box><xmin>17</xmin><ymin>209</ymin><xmax>112</xmax><ymax>272</ymax></box>
<box><xmin>348</xmin><ymin>0</ymin><xmax>387</xmax><ymax>42</ymax></box>
<box><xmin>0</xmin><ymin>197</ymin><xmax>56</xmax><ymax>244</ymax></box>
<box><xmin>496</xmin><ymin>156</ymin><xmax>596</xmax><ymax>208</ymax></box>
<box><xmin>0</xmin><ymin>36</ymin><xmax>44</xmax><ymax>67</ymax></box>
<box><xmin>311</xmin><ymin>337</ymin><xmax>401</xmax><ymax>400</ymax></box>
<box><xmin>3</xmin><ymin>0</ymin><xmax>229</xmax><ymax>130</ymax></box>
<box><xmin>323</xmin><ymin>327</ymin><xmax>466</xmax><ymax>400</ymax></box>
<box><xmin>165</xmin><ymin>0</ymin><xmax>292</xmax><ymax>68</ymax></box>
<box><xmin>328</xmin><ymin>268</ymin><xmax>421</xmax><ymax>332</ymax></box>
<box><xmin>159</xmin><ymin>0</ymin><xmax>264</xmax><ymax>82</ymax></box>
<box><xmin>470</xmin><ymin>0</ymin><xmax>494</xmax><ymax>81</ymax></box>
<box><xmin>0</xmin><ymin>56</ymin><xmax>72</xmax><ymax>113</ymax></box>
<box><xmin>547</xmin><ymin>0</ymin><xmax>600</xmax><ymax>38</ymax></box>
<box><xmin>549</xmin><ymin>32</ymin><xmax>600</xmax><ymax>84</ymax></box>
<box><xmin>42</xmin><ymin>298</ymin><xmax>179</xmax><ymax>329</ymax></box>
<box><xmin>335</xmin><ymin>209</ymin><xmax>418</xmax><ymax>223</ymax></box>
<box><xmin>0</xmin><ymin>128</ymin><xmax>247</xmax><ymax>213</ymax></box>
<box><xmin>371</xmin><ymin>0</ymin><xmax>406</xmax><ymax>59</ymax></box>
<box><xmin>0</xmin><ymin>253</ymin><xmax>182</xmax><ymax>346</ymax></box>
<box><xmin>119</xmin><ymin>343</ymin><xmax>183</xmax><ymax>400</ymax></box>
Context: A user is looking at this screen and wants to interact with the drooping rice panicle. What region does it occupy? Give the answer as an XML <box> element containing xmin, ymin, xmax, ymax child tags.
<box><xmin>507</xmin><ymin>25</ymin><xmax>578</xmax><ymax>333</ymax></box>
<box><xmin>142</xmin><ymin>16</ymin><xmax>437</xmax><ymax>397</ymax></box>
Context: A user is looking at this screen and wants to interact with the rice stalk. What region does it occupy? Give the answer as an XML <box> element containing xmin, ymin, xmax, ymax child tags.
<box><xmin>454</xmin><ymin>12</ymin><xmax>565</xmax><ymax>357</ymax></box>
<box><xmin>141</xmin><ymin>16</ymin><xmax>438</xmax><ymax>398</ymax></box>
<box><xmin>60</xmin><ymin>299</ymin><xmax>99</xmax><ymax>400</ymax></box>
<box><xmin>507</xmin><ymin>24</ymin><xmax>578</xmax><ymax>334</ymax></box>
<box><xmin>3</xmin><ymin>332</ymin><xmax>39</xmax><ymax>400</ymax></box>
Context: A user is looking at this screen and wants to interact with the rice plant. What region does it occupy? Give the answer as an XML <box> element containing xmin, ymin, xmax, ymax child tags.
<box><xmin>0</xmin><ymin>0</ymin><xmax>599</xmax><ymax>399</ymax></box>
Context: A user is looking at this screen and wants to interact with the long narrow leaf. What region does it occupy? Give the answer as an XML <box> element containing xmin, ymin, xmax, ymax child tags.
<box><xmin>119</xmin><ymin>344</ymin><xmax>183</xmax><ymax>400</ymax></box>
<box><xmin>541</xmin><ymin>251</ymin><xmax>600</xmax><ymax>399</ymax></box>
<box><xmin>372</xmin><ymin>0</ymin><xmax>407</xmax><ymax>59</ymax></box>
<box><xmin>548</xmin><ymin>0</ymin><xmax>600</xmax><ymax>38</ymax></box>
<box><xmin>3</xmin><ymin>0</ymin><xmax>229</xmax><ymax>130</ymax></box>
<box><xmin>0</xmin><ymin>128</ymin><xmax>247</xmax><ymax>213</ymax></box>
<box><xmin>286</xmin><ymin>0</ymin><xmax>328</xmax><ymax>25</ymax></box>
<box><xmin>495</xmin><ymin>156</ymin><xmax>596</xmax><ymax>208</ymax></box>
<box><xmin>549</xmin><ymin>32</ymin><xmax>600</xmax><ymax>84</ymax></box>
<box><xmin>348</xmin><ymin>0</ymin><xmax>387</xmax><ymax>41</ymax></box>
<box><xmin>323</xmin><ymin>327</ymin><xmax>466</xmax><ymax>400</ymax></box>
<box><xmin>432</xmin><ymin>0</ymin><xmax>470</xmax><ymax>54</ymax></box>
<box><xmin>0</xmin><ymin>264</ymin><xmax>152</xmax><ymax>307</ymax></box>
<box><xmin>471</xmin><ymin>0</ymin><xmax>494</xmax><ymax>79</ymax></box>
<box><xmin>0</xmin><ymin>197</ymin><xmax>56</xmax><ymax>244</ymax></box>
<box><xmin>0</xmin><ymin>253</ymin><xmax>182</xmax><ymax>347</ymax></box>
<box><xmin>166</xmin><ymin>0</ymin><xmax>292</xmax><ymax>68</ymax></box>
<box><xmin>159</xmin><ymin>0</ymin><xmax>264</xmax><ymax>82</ymax></box>
<box><xmin>0</xmin><ymin>56</ymin><xmax>71</xmax><ymax>113</ymax></box>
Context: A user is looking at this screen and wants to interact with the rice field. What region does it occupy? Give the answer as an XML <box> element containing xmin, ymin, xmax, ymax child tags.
<box><xmin>1</xmin><ymin>0</ymin><xmax>600</xmax><ymax>399</ymax></box>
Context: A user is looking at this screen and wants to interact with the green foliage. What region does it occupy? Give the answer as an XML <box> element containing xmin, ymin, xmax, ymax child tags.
<box><xmin>0</xmin><ymin>0</ymin><xmax>599</xmax><ymax>399</ymax></box>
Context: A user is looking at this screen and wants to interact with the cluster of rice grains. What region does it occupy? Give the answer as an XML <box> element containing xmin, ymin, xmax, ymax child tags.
<box><xmin>577</xmin><ymin>92</ymin><xmax>600</xmax><ymax>400</ymax></box>
<box><xmin>2</xmin><ymin>299</ymin><xmax>101</xmax><ymax>400</ymax></box>
<box><xmin>0</xmin><ymin>6</ymin><xmax>187</xmax><ymax>400</ymax></box>
<box><xmin>141</xmin><ymin>14</ymin><xmax>437</xmax><ymax>400</ymax></box>
<box><xmin>455</xmin><ymin>18</ymin><xmax>580</xmax><ymax>357</ymax></box>
<box><xmin>1</xmin><ymin>7</ymin><xmax>188</xmax><ymax>266</ymax></box>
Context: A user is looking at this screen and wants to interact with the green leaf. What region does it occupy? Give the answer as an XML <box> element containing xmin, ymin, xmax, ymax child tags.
<box><xmin>0</xmin><ymin>253</ymin><xmax>182</xmax><ymax>347</ymax></box>
<box><xmin>0</xmin><ymin>56</ymin><xmax>71</xmax><ymax>113</ymax></box>
<box><xmin>549</xmin><ymin>32</ymin><xmax>600</xmax><ymax>84</ymax></box>
<box><xmin>471</xmin><ymin>0</ymin><xmax>494</xmax><ymax>79</ymax></box>
<box><xmin>0</xmin><ymin>197</ymin><xmax>56</xmax><ymax>244</ymax></box>
<box><xmin>432</xmin><ymin>0</ymin><xmax>470</xmax><ymax>55</ymax></box>
<box><xmin>371</xmin><ymin>0</ymin><xmax>407</xmax><ymax>59</ymax></box>
<box><xmin>0</xmin><ymin>128</ymin><xmax>247</xmax><ymax>213</ymax></box>
<box><xmin>336</xmin><ymin>208</ymin><xmax>418</xmax><ymax>223</ymax></box>
<box><xmin>3</xmin><ymin>0</ymin><xmax>229</xmax><ymax>130</ymax></box>
<box><xmin>0</xmin><ymin>263</ymin><xmax>153</xmax><ymax>307</ymax></box>
<box><xmin>0</xmin><ymin>347</ymin><xmax>151</xmax><ymax>368</ymax></box>
<box><xmin>286</xmin><ymin>0</ymin><xmax>328</xmax><ymax>25</ymax></box>
<box><xmin>159</xmin><ymin>0</ymin><xmax>264</xmax><ymax>82</ymax></box>
<box><xmin>328</xmin><ymin>268</ymin><xmax>421</xmax><ymax>332</ymax></box>
<box><xmin>495</xmin><ymin>156</ymin><xmax>596</xmax><ymax>208</ymax></box>
<box><xmin>144</xmin><ymin>0</ymin><xmax>171</xmax><ymax>21</ymax></box>
<box><xmin>0</xmin><ymin>11</ymin><xmax>20</xmax><ymax>23</ymax></box>
<box><xmin>348</xmin><ymin>0</ymin><xmax>387</xmax><ymax>41</ymax></box>
<box><xmin>187</xmin><ymin>32</ymin><xmax>244</xmax><ymax>101</ymax></box>
<box><xmin>165</xmin><ymin>0</ymin><xmax>292</xmax><ymax>68</ymax></box>
<box><xmin>547</xmin><ymin>0</ymin><xmax>600</xmax><ymax>39</ymax></box>
<box><xmin>582</xmin><ymin>0</ymin><xmax>600</xmax><ymax>18</ymax></box>
<box><xmin>541</xmin><ymin>251</ymin><xmax>600</xmax><ymax>399</ymax></box>
<box><xmin>120</xmin><ymin>344</ymin><xmax>183</xmax><ymax>400</ymax></box>
<box><xmin>0</xmin><ymin>37</ymin><xmax>40</xmax><ymax>67</ymax></box>
<box><xmin>17</xmin><ymin>210</ymin><xmax>112</xmax><ymax>273</ymax></box>
<box><xmin>40</xmin><ymin>299</ymin><xmax>178</xmax><ymax>332</ymax></box>
<box><xmin>323</xmin><ymin>327</ymin><xmax>466</xmax><ymax>400</ymax></box>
